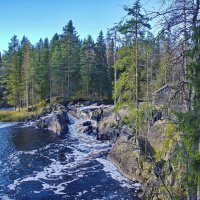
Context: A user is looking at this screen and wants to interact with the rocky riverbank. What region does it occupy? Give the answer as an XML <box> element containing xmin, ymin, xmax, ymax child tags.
<box><xmin>25</xmin><ymin>103</ymin><xmax>70</xmax><ymax>136</ymax></box>
<box><xmin>25</xmin><ymin>101</ymin><xmax>182</xmax><ymax>199</ymax></box>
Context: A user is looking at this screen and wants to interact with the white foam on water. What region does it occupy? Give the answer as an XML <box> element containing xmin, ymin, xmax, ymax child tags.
<box><xmin>42</xmin><ymin>183</ymin><xmax>66</xmax><ymax>195</ymax></box>
<box><xmin>6</xmin><ymin>113</ymin><xmax>139</xmax><ymax>197</ymax></box>
<box><xmin>76</xmin><ymin>190</ymin><xmax>88</xmax><ymax>198</ymax></box>
<box><xmin>1</xmin><ymin>195</ymin><xmax>14</xmax><ymax>200</ymax></box>
<box><xmin>0</xmin><ymin>122</ymin><xmax>18</xmax><ymax>129</ymax></box>
<box><xmin>79</xmin><ymin>105</ymin><xmax>100</xmax><ymax>112</ymax></box>
<box><xmin>69</xmin><ymin>115</ymin><xmax>111</xmax><ymax>151</ymax></box>
<box><xmin>96</xmin><ymin>158</ymin><xmax>136</xmax><ymax>189</ymax></box>
<box><xmin>133</xmin><ymin>182</ymin><xmax>141</xmax><ymax>190</ymax></box>
<box><xmin>79</xmin><ymin>105</ymin><xmax>109</xmax><ymax>112</ymax></box>
<box><xmin>7</xmin><ymin>145</ymin><xmax>90</xmax><ymax>193</ymax></box>
<box><xmin>18</xmin><ymin>122</ymin><xmax>34</xmax><ymax>128</ymax></box>
<box><xmin>19</xmin><ymin>149</ymin><xmax>38</xmax><ymax>155</ymax></box>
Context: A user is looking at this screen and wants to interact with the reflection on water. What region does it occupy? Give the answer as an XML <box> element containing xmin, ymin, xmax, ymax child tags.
<box><xmin>0</xmin><ymin>123</ymin><xmax>59</xmax><ymax>153</ymax></box>
<box><xmin>12</xmin><ymin>126</ymin><xmax>59</xmax><ymax>151</ymax></box>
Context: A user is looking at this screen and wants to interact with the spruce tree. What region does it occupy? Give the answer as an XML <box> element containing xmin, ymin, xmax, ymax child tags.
<box><xmin>5</xmin><ymin>35</ymin><xmax>23</xmax><ymax>110</ymax></box>
<box><xmin>21</xmin><ymin>36</ymin><xmax>32</xmax><ymax>109</ymax></box>
<box><xmin>80</xmin><ymin>35</ymin><xmax>95</xmax><ymax>97</ymax></box>
<box><xmin>61</xmin><ymin>20</ymin><xmax>81</xmax><ymax>98</ymax></box>
<box><xmin>0</xmin><ymin>52</ymin><xmax>2</xmax><ymax>67</ymax></box>
<box><xmin>50</xmin><ymin>38</ymin><xmax>63</xmax><ymax>98</ymax></box>
<box><xmin>106</xmin><ymin>31</ymin><xmax>115</xmax><ymax>98</ymax></box>
<box><xmin>94</xmin><ymin>31</ymin><xmax>109</xmax><ymax>98</ymax></box>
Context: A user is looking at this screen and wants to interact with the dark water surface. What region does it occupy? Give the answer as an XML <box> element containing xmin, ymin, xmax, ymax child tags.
<box><xmin>0</xmin><ymin>119</ymin><xmax>140</xmax><ymax>200</ymax></box>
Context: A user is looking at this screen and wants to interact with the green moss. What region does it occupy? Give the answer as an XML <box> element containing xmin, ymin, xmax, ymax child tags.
<box><xmin>143</xmin><ymin>162</ymin><xmax>152</xmax><ymax>173</ymax></box>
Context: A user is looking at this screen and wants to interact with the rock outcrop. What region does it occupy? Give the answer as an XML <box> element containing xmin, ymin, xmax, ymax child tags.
<box><xmin>27</xmin><ymin>103</ymin><xmax>70</xmax><ymax>136</ymax></box>
<box><xmin>70</xmin><ymin>104</ymin><xmax>124</xmax><ymax>141</ymax></box>
<box><xmin>45</xmin><ymin>111</ymin><xmax>69</xmax><ymax>135</ymax></box>
<box><xmin>109</xmin><ymin>120</ymin><xmax>183</xmax><ymax>199</ymax></box>
<box><xmin>27</xmin><ymin>101</ymin><xmax>182</xmax><ymax>199</ymax></box>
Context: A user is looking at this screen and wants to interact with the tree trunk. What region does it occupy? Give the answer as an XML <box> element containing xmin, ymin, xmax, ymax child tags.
<box><xmin>135</xmin><ymin>10</ymin><xmax>139</xmax><ymax>141</ymax></box>
<box><xmin>26</xmin><ymin>81</ymin><xmax>29</xmax><ymax>110</ymax></box>
<box><xmin>31</xmin><ymin>79</ymin><xmax>34</xmax><ymax>111</ymax></box>
<box><xmin>114</xmin><ymin>29</ymin><xmax>117</xmax><ymax>105</ymax></box>
<box><xmin>67</xmin><ymin>65</ymin><xmax>70</xmax><ymax>98</ymax></box>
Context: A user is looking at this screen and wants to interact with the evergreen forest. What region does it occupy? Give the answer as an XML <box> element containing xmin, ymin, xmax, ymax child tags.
<box><xmin>1</xmin><ymin>0</ymin><xmax>200</xmax><ymax>199</ymax></box>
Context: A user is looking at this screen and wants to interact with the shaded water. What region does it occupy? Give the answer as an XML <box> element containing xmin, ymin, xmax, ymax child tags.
<box><xmin>0</xmin><ymin>119</ymin><xmax>140</xmax><ymax>200</ymax></box>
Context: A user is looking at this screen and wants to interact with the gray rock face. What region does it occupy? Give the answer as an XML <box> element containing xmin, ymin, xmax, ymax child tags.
<box><xmin>82</xmin><ymin>121</ymin><xmax>92</xmax><ymax>126</ymax></box>
<box><xmin>47</xmin><ymin>112</ymin><xmax>69</xmax><ymax>135</ymax></box>
<box><xmin>98</xmin><ymin>123</ymin><xmax>118</xmax><ymax>140</ymax></box>
<box><xmin>29</xmin><ymin>103</ymin><xmax>70</xmax><ymax>136</ymax></box>
<box><xmin>71</xmin><ymin>104</ymin><xmax>126</xmax><ymax>141</ymax></box>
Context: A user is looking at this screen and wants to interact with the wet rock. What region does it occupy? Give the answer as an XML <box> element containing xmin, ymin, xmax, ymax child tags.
<box><xmin>83</xmin><ymin>121</ymin><xmax>92</xmax><ymax>126</ymax></box>
<box><xmin>47</xmin><ymin>112</ymin><xmax>69</xmax><ymax>135</ymax></box>
<box><xmin>55</xmin><ymin>103</ymin><xmax>66</xmax><ymax>111</ymax></box>
<box><xmin>40</xmin><ymin>107</ymin><xmax>51</xmax><ymax>116</ymax></box>
<box><xmin>58</xmin><ymin>153</ymin><xmax>67</xmax><ymax>162</ymax></box>
<box><xmin>28</xmin><ymin>103</ymin><xmax>70</xmax><ymax>136</ymax></box>
<box><xmin>36</xmin><ymin>120</ymin><xmax>47</xmax><ymax>129</ymax></box>
<box><xmin>83</xmin><ymin>125</ymin><xmax>94</xmax><ymax>135</ymax></box>
<box><xmin>82</xmin><ymin>101</ymin><xmax>92</xmax><ymax>106</ymax></box>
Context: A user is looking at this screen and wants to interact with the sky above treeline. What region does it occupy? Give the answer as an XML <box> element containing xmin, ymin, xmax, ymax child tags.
<box><xmin>0</xmin><ymin>0</ymin><xmax>158</xmax><ymax>53</ymax></box>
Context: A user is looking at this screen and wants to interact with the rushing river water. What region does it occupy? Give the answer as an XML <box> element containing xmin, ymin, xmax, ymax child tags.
<box><xmin>0</xmin><ymin>117</ymin><xmax>140</xmax><ymax>200</ymax></box>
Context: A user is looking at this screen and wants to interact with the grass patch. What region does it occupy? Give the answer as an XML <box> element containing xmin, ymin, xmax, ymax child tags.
<box><xmin>0</xmin><ymin>109</ymin><xmax>35</xmax><ymax>122</ymax></box>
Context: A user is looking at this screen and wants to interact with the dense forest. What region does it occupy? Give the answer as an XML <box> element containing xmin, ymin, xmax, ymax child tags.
<box><xmin>0</xmin><ymin>20</ymin><xmax>114</xmax><ymax>109</ymax></box>
<box><xmin>1</xmin><ymin>0</ymin><xmax>200</xmax><ymax>198</ymax></box>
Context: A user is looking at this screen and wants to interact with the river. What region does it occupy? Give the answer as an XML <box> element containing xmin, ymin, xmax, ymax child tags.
<box><xmin>0</xmin><ymin>117</ymin><xmax>140</xmax><ymax>200</ymax></box>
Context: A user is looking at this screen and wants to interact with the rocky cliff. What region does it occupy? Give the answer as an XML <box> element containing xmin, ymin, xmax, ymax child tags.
<box><xmin>109</xmin><ymin>120</ymin><xmax>184</xmax><ymax>199</ymax></box>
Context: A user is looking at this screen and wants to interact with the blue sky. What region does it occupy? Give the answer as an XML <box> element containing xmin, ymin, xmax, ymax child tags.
<box><xmin>0</xmin><ymin>0</ymin><xmax>158</xmax><ymax>52</ymax></box>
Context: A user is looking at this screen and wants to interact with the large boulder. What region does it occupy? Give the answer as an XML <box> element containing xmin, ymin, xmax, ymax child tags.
<box><xmin>29</xmin><ymin>103</ymin><xmax>70</xmax><ymax>135</ymax></box>
<box><xmin>47</xmin><ymin>111</ymin><xmax>69</xmax><ymax>135</ymax></box>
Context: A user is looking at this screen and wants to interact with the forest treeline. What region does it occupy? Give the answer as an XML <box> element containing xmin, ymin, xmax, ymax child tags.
<box><xmin>0</xmin><ymin>20</ymin><xmax>115</xmax><ymax>109</ymax></box>
<box><xmin>1</xmin><ymin>0</ymin><xmax>200</xmax><ymax>198</ymax></box>
<box><xmin>0</xmin><ymin>0</ymin><xmax>192</xmax><ymax>111</ymax></box>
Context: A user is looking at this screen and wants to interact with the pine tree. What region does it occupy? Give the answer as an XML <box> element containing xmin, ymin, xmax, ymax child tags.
<box><xmin>114</xmin><ymin>0</ymin><xmax>151</xmax><ymax>138</ymax></box>
<box><xmin>33</xmin><ymin>38</ymin><xmax>50</xmax><ymax>100</ymax></box>
<box><xmin>118</xmin><ymin>0</ymin><xmax>151</xmax><ymax>107</ymax></box>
